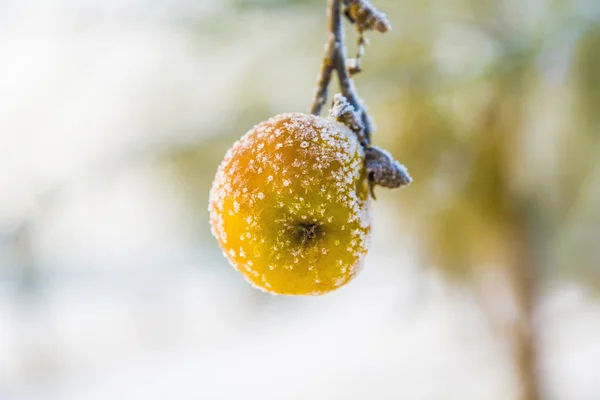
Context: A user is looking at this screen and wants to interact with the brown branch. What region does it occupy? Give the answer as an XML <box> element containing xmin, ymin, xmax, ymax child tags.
<box><xmin>310</xmin><ymin>0</ymin><xmax>411</xmax><ymax>199</ymax></box>
<box><xmin>309</xmin><ymin>0</ymin><xmax>381</xmax><ymax>143</ymax></box>
<box><xmin>509</xmin><ymin>216</ymin><xmax>541</xmax><ymax>400</ymax></box>
<box><xmin>347</xmin><ymin>33</ymin><xmax>367</xmax><ymax>76</ymax></box>
<box><xmin>309</xmin><ymin>0</ymin><xmax>341</xmax><ymax>117</ymax></box>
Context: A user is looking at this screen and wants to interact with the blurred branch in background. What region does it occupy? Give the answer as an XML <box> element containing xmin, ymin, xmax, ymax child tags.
<box><xmin>370</xmin><ymin>2</ymin><xmax>600</xmax><ymax>399</ymax></box>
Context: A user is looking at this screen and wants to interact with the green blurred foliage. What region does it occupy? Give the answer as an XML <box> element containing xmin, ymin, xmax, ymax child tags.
<box><xmin>166</xmin><ymin>0</ymin><xmax>600</xmax><ymax>284</ymax></box>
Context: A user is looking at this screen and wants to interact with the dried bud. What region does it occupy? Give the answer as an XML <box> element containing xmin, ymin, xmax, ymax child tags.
<box><xmin>343</xmin><ymin>0</ymin><xmax>391</xmax><ymax>33</ymax></box>
<box><xmin>365</xmin><ymin>146</ymin><xmax>411</xmax><ymax>199</ymax></box>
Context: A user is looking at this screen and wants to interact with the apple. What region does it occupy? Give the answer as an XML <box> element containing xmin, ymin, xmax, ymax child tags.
<box><xmin>209</xmin><ymin>112</ymin><xmax>371</xmax><ymax>295</ymax></box>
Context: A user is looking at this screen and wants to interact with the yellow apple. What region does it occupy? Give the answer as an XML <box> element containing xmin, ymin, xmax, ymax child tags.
<box><xmin>209</xmin><ymin>112</ymin><xmax>371</xmax><ymax>295</ymax></box>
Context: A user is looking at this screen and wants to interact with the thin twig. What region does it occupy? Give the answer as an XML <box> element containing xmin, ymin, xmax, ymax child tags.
<box><xmin>347</xmin><ymin>33</ymin><xmax>367</xmax><ymax>75</ymax></box>
<box><xmin>309</xmin><ymin>59</ymin><xmax>334</xmax><ymax>117</ymax></box>
<box><xmin>309</xmin><ymin>0</ymin><xmax>340</xmax><ymax>117</ymax></box>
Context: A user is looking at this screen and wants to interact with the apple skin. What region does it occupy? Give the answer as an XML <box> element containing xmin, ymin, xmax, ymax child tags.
<box><xmin>209</xmin><ymin>112</ymin><xmax>371</xmax><ymax>295</ymax></box>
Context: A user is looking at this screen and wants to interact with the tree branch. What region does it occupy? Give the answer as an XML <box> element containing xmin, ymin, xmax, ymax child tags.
<box><xmin>309</xmin><ymin>0</ymin><xmax>376</xmax><ymax>143</ymax></box>
<box><xmin>309</xmin><ymin>0</ymin><xmax>340</xmax><ymax>117</ymax></box>
<box><xmin>310</xmin><ymin>0</ymin><xmax>410</xmax><ymax>198</ymax></box>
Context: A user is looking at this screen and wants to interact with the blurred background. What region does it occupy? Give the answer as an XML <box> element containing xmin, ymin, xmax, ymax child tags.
<box><xmin>1</xmin><ymin>0</ymin><xmax>600</xmax><ymax>399</ymax></box>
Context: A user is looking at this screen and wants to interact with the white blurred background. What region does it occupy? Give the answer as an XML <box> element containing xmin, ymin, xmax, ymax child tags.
<box><xmin>1</xmin><ymin>0</ymin><xmax>600</xmax><ymax>399</ymax></box>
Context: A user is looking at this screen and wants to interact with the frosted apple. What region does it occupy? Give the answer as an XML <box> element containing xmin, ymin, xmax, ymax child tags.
<box><xmin>209</xmin><ymin>112</ymin><xmax>371</xmax><ymax>295</ymax></box>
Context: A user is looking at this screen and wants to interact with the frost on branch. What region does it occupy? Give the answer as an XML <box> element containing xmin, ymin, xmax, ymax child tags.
<box><xmin>329</xmin><ymin>94</ymin><xmax>368</xmax><ymax>147</ymax></box>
